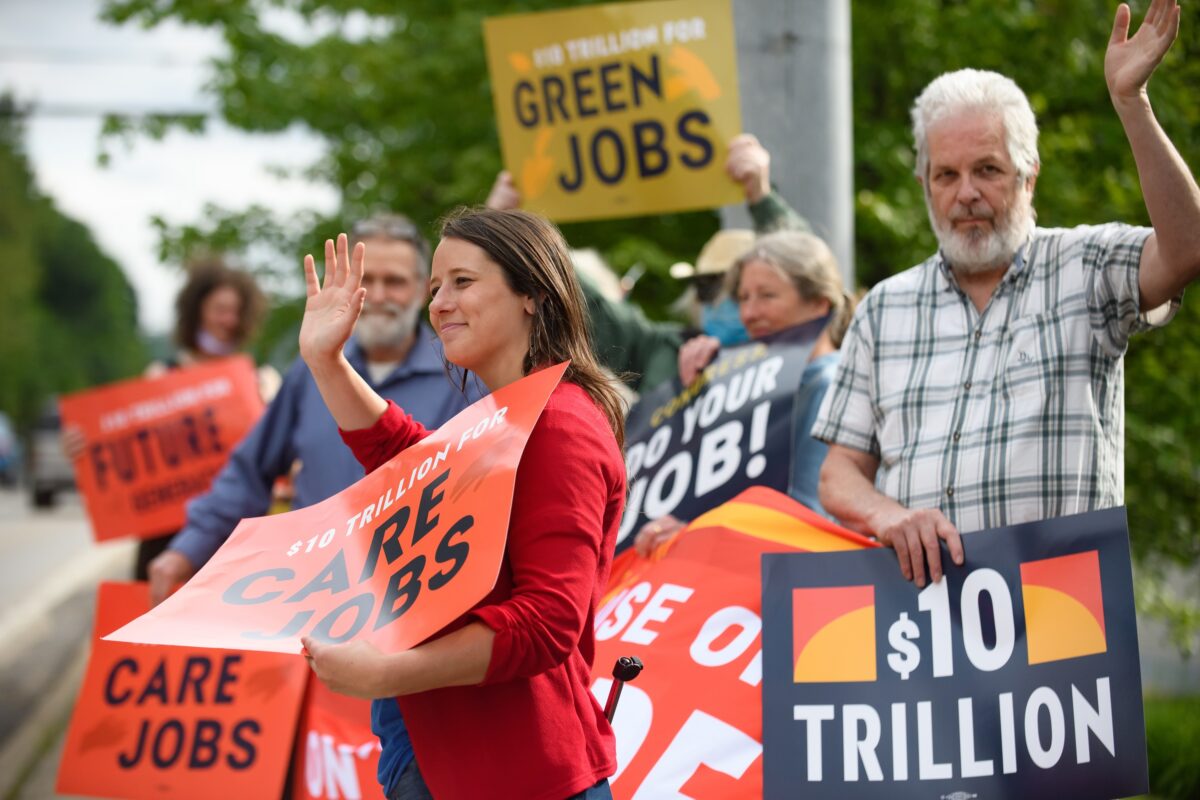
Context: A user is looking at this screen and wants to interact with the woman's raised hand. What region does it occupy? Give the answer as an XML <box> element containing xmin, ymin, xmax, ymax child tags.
<box><xmin>300</xmin><ymin>234</ymin><xmax>366</xmax><ymax>367</ymax></box>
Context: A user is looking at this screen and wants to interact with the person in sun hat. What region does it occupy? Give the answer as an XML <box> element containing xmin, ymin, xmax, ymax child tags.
<box><xmin>486</xmin><ymin>132</ymin><xmax>812</xmax><ymax>394</ymax></box>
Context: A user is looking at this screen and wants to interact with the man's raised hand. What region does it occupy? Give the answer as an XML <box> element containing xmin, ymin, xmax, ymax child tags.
<box><xmin>1106</xmin><ymin>0</ymin><xmax>1181</xmax><ymax>102</ymax></box>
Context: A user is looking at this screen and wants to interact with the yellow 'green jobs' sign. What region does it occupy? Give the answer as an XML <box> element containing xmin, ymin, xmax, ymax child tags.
<box><xmin>483</xmin><ymin>0</ymin><xmax>743</xmax><ymax>223</ymax></box>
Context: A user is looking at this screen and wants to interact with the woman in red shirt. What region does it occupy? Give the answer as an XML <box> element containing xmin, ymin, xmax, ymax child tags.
<box><xmin>298</xmin><ymin>207</ymin><xmax>626</xmax><ymax>800</ymax></box>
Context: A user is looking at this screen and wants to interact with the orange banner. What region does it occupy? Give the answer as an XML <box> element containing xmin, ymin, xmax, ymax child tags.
<box><xmin>291</xmin><ymin>679</ymin><xmax>383</xmax><ymax>800</ymax></box>
<box><xmin>105</xmin><ymin>363</ymin><xmax>566</xmax><ymax>654</ymax></box>
<box><xmin>57</xmin><ymin>582</ymin><xmax>308</xmax><ymax>800</ymax></box>
<box><xmin>59</xmin><ymin>356</ymin><xmax>264</xmax><ymax>541</ymax></box>
<box><xmin>589</xmin><ymin>487</ymin><xmax>876</xmax><ymax>798</ymax></box>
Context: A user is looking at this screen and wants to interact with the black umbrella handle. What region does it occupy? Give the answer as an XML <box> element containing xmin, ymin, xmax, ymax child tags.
<box><xmin>603</xmin><ymin>656</ymin><xmax>644</xmax><ymax>723</ymax></box>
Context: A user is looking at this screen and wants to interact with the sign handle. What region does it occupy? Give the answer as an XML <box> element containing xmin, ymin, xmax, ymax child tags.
<box><xmin>604</xmin><ymin>655</ymin><xmax>644</xmax><ymax>723</ymax></box>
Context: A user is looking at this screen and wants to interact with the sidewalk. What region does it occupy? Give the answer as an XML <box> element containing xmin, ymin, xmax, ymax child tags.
<box><xmin>0</xmin><ymin>489</ymin><xmax>134</xmax><ymax>800</ymax></box>
<box><xmin>3</xmin><ymin>639</ymin><xmax>90</xmax><ymax>800</ymax></box>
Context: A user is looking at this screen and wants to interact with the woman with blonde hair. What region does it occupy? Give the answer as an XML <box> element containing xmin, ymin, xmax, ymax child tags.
<box><xmin>637</xmin><ymin>230</ymin><xmax>855</xmax><ymax>554</ymax></box>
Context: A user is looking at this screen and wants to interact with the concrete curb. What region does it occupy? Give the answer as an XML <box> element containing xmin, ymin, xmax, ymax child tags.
<box><xmin>0</xmin><ymin>539</ymin><xmax>134</xmax><ymax>800</ymax></box>
<box><xmin>0</xmin><ymin>637</ymin><xmax>88</xmax><ymax>800</ymax></box>
<box><xmin>0</xmin><ymin>540</ymin><xmax>134</xmax><ymax>670</ymax></box>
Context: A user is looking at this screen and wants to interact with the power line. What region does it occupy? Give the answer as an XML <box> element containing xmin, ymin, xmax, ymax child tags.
<box><xmin>0</xmin><ymin>103</ymin><xmax>214</xmax><ymax>118</ymax></box>
<box><xmin>0</xmin><ymin>46</ymin><xmax>211</xmax><ymax>67</ymax></box>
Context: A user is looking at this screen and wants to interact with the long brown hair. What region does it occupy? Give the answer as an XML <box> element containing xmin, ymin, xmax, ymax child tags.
<box><xmin>440</xmin><ymin>207</ymin><xmax>626</xmax><ymax>448</ymax></box>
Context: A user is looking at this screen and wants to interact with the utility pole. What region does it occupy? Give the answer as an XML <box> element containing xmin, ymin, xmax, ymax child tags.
<box><xmin>722</xmin><ymin>0</ymin><xmax>855</xmax><ymax>289</ymax></box>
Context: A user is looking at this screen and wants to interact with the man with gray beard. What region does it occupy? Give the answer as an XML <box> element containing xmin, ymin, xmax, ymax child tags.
<box><xmin>145</xmin><ymin>213</ymin><xmax>473</xmax><ymax>798</ymax></box>
<box><xmin>813</xmin><ymin>0</ymin><xmax>1200</xmax><ymax>586</ymax></box>
<box><xmin>148</xmin><ymin>213</ymin><xmax>475</xmax><ymax>604</ymax></box>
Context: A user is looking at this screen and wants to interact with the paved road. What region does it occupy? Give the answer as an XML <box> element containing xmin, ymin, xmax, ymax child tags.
<box><xmin>0</xmin><ymin>488</ymin><xmax>93</xmax><ymax>615</ymax></box>
<box><xmin>0</xmin><ymin>487</ymin><xmax>135</xmax><ymax>799</ymax></box>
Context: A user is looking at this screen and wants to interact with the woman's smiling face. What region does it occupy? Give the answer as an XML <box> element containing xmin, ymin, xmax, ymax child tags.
<box><xmin>428</xmin><ymin>236</ymin><xmax>534</xmax><ymax>390</ymax></box>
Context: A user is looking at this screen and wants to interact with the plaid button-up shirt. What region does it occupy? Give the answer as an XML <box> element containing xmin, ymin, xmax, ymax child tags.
<box><xmin>812</xmin><ymin>224</ymin><xmax>1178</xmax><ymax>534</ymax></box>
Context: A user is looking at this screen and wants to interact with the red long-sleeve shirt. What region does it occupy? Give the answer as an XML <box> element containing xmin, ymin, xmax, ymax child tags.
<box><xmin>340</xmin><ymin>381</ymin><xmax>624</xmax><ymax>800</ymax></box>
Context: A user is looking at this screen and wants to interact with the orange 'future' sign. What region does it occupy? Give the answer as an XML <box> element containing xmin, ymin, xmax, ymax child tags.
<box><xmin>56</xmin><ymin>582</ymin><xmax>308</xmax><ymax>800</ymax></box>
<box><xmin>104</xmin><ymin>363</ymin><xmax>566</xmax><ymax>655</ymax></box>
<box><xmin>59</xmin><ymin>356</ymin><xmax>264</xmax><ymax>541</ymax></box>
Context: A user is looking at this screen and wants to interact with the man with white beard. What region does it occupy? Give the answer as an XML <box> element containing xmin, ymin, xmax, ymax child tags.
<box><xmin>813</xmin><ymin>0</ymin><xmax>1200</xmax><ymax>586</ymax></box>
<box><xmin>147</xmin><ymin>213</ymin><xmax>475</xmax><ymax>604</ymax></box>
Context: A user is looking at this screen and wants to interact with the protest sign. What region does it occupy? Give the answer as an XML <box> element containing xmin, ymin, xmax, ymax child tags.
<box><xmin>291</xmin><ymin>679</ymin><xmax>382</xmax><ymax>800</ymax></box>
<box><xmin>591</xmin><ymin>487</ymin><xmax>874</xmax><ymax>798</ymax></box>
<box><xmin>483</xmin><ymin>0</ymin><xmax>742</xmax><ymax>222</ymax></box>
<box><xmin>761</xmin><ymin>507</ymin><xmax>1148</xmax><ymax>800</ymax></box>
<box><xmin>617</xmin><ymin>339</ymin><xmax>810</xmax><ymax>551</ymax></box>
<box><xmin>57</xmin><ymin>582</ymin><xmax>307</xmax><ymax>800</ymax></box>
<box><xmin>59</xmin><ymin>356</ymin><xmax>263</xmax><ymax>541</ymax></box>
<box><xmin>105</xmin><ymin>363</ymin><xmax>566</xmax><ymax>654</ymax></box>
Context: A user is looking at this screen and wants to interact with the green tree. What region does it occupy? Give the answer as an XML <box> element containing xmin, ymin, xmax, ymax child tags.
<box><xmin>101</xmin><ymin>0</ymin><xmax>716</xmax><ymax>352</ymax></box>
<box><xmin>100</xmin><ymin>1</ymin><xmax>1197</xmax><ymax>582</ymax></box>
<box><xmin>0</xmin><ymin>100</ymin><xmax>148</xmax><ymax>430</ymax></box>
<box><xmin>0</xmin><ymin>101</ymin><xmax>45</xmax><ymax>429</ymax></box>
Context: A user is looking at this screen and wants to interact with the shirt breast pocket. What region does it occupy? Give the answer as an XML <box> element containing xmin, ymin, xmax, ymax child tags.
<box><xmin>1002</xmin><ymin>311</ymin><xmax>1064</xmax><ymax>417</ymax></box>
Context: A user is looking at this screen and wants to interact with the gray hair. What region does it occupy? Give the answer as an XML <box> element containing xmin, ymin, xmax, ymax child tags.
<box><xmin>350</xmin><ymin>213</ymin><xmax>430</xmax><ymax>279</ymax></box>
<box><xmin>727</xmin><ymin>231</ymin><xmax>856</xmax><ymax>348</ymax></box>
<box><xmin>911</xmin><ymin>69</ymin><xmax>1039</xmax><ymax>182</ymax></box>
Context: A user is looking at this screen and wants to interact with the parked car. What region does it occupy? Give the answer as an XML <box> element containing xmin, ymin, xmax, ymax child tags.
<box><xmin>0</xmin><ymin>411</ymin><xmax>19</xmax><ymax>486</ymax></box>
<box><xmin>28</xmin><ymin>402</ymin><xmax>75</xmax><ymax>508</ymax></box>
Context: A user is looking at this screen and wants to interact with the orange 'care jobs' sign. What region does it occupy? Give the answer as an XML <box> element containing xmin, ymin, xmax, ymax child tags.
<box><xmin>106</xmin><ymin>363</ymin><xmax>566</xmax><ymax>654</ymax></box>
<box><xmin>57</xmin><ymin>582</ymin><xmax>308</xmax><ymax>800</ymax></box>
<box><xmin>59</xmin><ymin>356</ymin><xmax>264</xmax><ymax>541</ymax></box>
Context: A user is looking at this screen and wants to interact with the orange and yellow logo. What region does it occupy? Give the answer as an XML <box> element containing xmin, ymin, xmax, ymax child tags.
<box><xmin>792</xmin><ymin>585</ymin><xmax>876</xmax><ymax>683</ymax></box>
<box><xmin>1020</xmin><ymin>550</ymin><xmax>1106</xmax><ymax>665</ymax></box>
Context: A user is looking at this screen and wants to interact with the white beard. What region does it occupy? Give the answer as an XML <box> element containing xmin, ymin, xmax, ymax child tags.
<box><xmin>356</xmin><ymin>300</ymin><xmax>420</xmax><ymax>350</ymax></box>
<box><xmin>929</xmin><ymin>187</ymin><xmax>1034</xmax><ymax>275</ymax></box>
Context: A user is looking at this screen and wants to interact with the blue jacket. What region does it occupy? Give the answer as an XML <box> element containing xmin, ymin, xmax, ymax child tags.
<box><xmin>792</xmin><ymin>352</ymin><xmax>839</xmax><ymax>518</ymax></box>
<box><xmin>757</xmin><ymin>318</ymin><xmax>839</xmax><ymax>519</ymax></box>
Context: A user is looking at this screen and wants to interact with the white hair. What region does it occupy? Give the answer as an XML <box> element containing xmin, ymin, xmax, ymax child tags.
<box><xmin>911</xmin><ymin>69</ymin><xmax>1040</xmax><ymax>181</ymax></box>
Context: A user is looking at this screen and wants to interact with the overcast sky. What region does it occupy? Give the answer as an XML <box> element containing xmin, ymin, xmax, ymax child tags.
<box><xmin>0</xmin><ymin>0</ymin><xmax>339</xmax><ymax>334</ymax></box>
